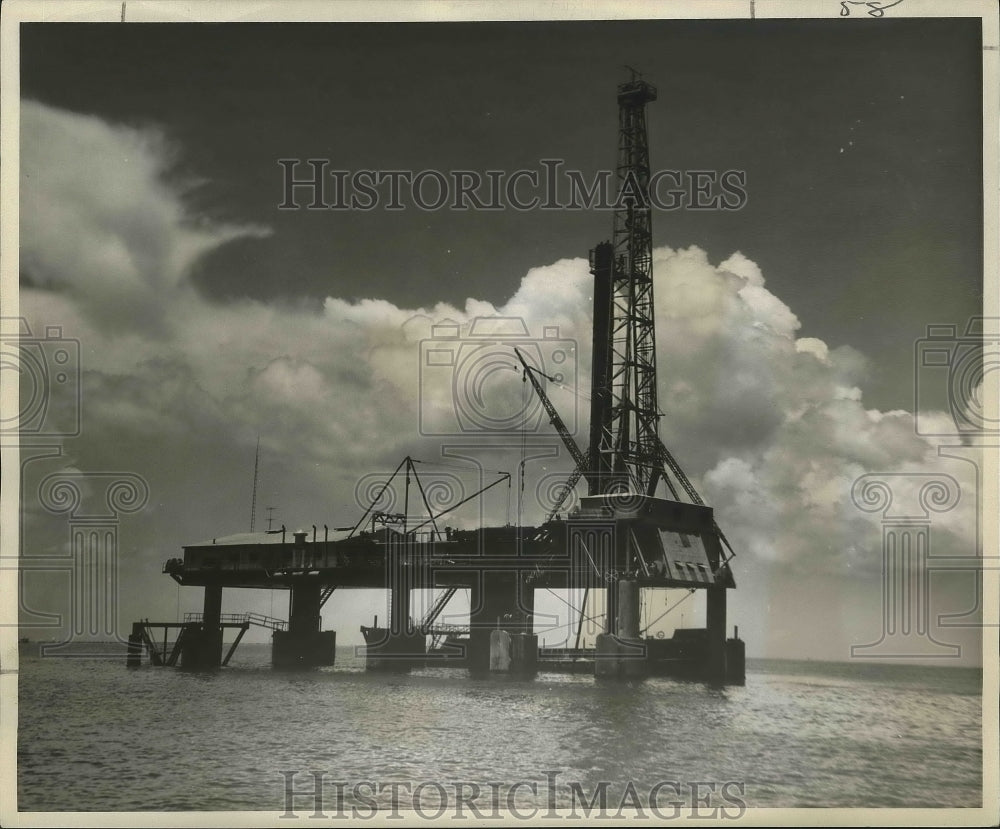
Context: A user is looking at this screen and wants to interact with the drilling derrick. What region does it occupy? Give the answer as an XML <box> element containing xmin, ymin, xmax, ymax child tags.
<box><xmin>580</xmin><ymin>72</ymin><xmax>742</xmax><ymax>683</ymax></box>
<box><xmin>590</xmin><ymin>72</ymin><xmax>661</xmax><ymax>497</ymax></box>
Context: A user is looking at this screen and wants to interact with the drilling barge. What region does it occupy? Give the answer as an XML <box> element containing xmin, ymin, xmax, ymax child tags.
<box><xmin>129</xmin><ymin>73</ymin><xmax>746</xmax><ymax>685</ymax></box>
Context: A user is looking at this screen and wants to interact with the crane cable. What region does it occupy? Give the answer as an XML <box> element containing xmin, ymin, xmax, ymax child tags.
<box><xmin>640</xmin><ymin>588</ymin><xmax>697</xmax><ymax>636</ymax></box>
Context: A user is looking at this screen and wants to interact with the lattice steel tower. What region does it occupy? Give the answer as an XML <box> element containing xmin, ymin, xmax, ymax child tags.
<box><xmin>589</xmin><ymin>71</ymin><xmax>662</xmax><ymax>497</ymax></box>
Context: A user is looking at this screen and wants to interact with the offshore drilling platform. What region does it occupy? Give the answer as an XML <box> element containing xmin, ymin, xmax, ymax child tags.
<box><xmin>129</xmin><ymin>74</ymin><xmax>746</xmax><ymax>685</ymax></box>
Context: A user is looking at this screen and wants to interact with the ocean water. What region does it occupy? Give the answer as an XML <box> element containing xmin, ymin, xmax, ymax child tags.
<box><xmin>15</xmin><ymin>644</ymin><xmax>983</xmax><ymax>813</ymax></box>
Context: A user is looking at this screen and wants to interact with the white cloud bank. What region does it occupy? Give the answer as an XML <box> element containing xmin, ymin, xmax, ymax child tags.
<box><xmin>14</xmin><ymin>101</ymin><xmax>983</xmax><ymax>659</ymax></box>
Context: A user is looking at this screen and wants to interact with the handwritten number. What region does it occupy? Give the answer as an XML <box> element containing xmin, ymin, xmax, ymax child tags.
<box><xmin>840</xmin><ymin>0</ymin><xmax>903</xmax><ymax>16</ymax></box>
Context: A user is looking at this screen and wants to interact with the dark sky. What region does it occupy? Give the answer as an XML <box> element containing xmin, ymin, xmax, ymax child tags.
<box><xmin>20</xmin><ymin>18</ymin><xmax>983</xmax><ymax>413</ymax></box>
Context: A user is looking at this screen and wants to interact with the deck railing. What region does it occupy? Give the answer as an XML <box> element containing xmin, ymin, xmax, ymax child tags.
<box><xmin>183</xmin><ymin>612</ymin><xmax>288</xmax><ymax>631</ymax></box>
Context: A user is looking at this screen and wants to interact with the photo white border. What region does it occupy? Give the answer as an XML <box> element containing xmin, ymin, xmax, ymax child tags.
<box><xmin>1</xmin><ymin>1</ymin><xmax>996</xmax><ymax>826</ymax></box>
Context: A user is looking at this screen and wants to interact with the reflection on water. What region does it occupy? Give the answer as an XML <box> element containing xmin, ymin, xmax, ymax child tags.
<box><xmin>16</xmin><ymin>645</ymin><xmax>982</xmax><ymax>811</ymax></box>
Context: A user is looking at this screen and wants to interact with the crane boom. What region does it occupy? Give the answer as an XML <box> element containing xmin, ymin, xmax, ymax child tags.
<box><xmin>513</xmin><ymin>348</ymin><xmax>735</xmax><ymax>557</ymax></box>
<box><xmin>514</xmin><ymin>348</ymin><xmax>595</xmax><ymax>518</ymax></box>
<box><xmin>545</xmin><ymin>460</ymin><xmax>587</xmax><ymax>522</ymax></box>
<box><xmin>514</xmin><ymin>348</ymin><xmax>590</xmax><ymax>475</ymax></box>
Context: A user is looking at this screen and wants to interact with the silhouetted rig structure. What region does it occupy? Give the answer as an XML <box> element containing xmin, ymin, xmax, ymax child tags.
<box><xmin>129</xmin><ymin>73</ymin><xmax>745</xmax><ymax>685</ymax></box>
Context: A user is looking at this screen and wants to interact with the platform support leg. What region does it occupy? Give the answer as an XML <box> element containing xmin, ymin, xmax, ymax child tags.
<box><xmin>595</xmin><ymin>579</ymin><xmax>646</xmax><ymax>680</ymax></box>
<box><xmin>472</xmin><ymin>572</ymin><xmax>536</xmax><ymax>677</ymax></box>
<box><xmin>706</xmin><ymin>586</ymin><xmax>728</xmax><ymax>684</ymax></box>
<box><xmin>180</xmin><ymin>581</ymin><xmax>224</xmax><ymax>670</ymax></box>
<box><xmin>126</xmin><ymin>621</ymin><xmax>143</xmax><ymax>667</ymax></box>
<box><xmin>273</xmin><ymin>582</ymin><xmax>337</xmax><ymax>668</ymax></box>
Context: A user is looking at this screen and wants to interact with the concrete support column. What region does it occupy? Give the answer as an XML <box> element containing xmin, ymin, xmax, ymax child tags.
<box><xmin>617</xmin><ymin>579</ymin><xmax>640</xmax><ymax>639</ymax></box>
<box><xmin>726</xmin><ymin>626</ymin><xmax>746</xmax><ymax>686</ymax></box>
<box><xmin>181</xmin><ymin>581</ymin><xmax>224</xmax><ymax>670</ymax></box>
<box><xmin>469</xmin><ymin>576</ymin><xmax>492</xmax><ymax>676</ymax></box>
<box><xmin>274</xmin><ymin>581</ymin><xmax>336</xmax><ymax>669</ymax></box>
<box><xmin>199</xmin><ymin>581</ymin><xmax>224</xmax><ymax>669</ymax></box>
<box><xmin>604</xmin><ymin>576</ymin><xmax>619</xmax><ymax>635</ymax></box>
<box><xmin>509</xmin><ymin>631</ymin><xmax>538</xmax><ymax>676</ymax></box>
<box><xmin>514</xmin><ymin>579</ymin><xmax>535</xmax><ymax>635</ymax></box>
<box><xmin>489</xmin><ymin>625</ymin><xmax>538</xmax><ymax>678</ymax></box>
<box><xmin>595</xmin><ymin>579</ymin><xmax>646</xmax><ymax>680</ymax></box>
<box><xmin>363</xmin><ymin>541</ymin><xmax>422</xmax><ymax>672</ymax></box>
<box><xmin>362</xmin><ymin>534</ymin><xmax>423</xmax><ymax>672</ymax></box>
<box><xmin>289</xmin><ymin>582</ymin><xmax>321</xmax><ymax>634</ymax></box>
<box><xmin>390</xmin><ymin>582</ymin><xmax>412</xmax><ymax>635</ymax></box>
<box><xmin>706</xmin><ymin>586</ymin><xmax>728</xmax><ymax>684</ymax></box>
<box><xmin>203</xmin><ymin>581</ymin><xmax>222</xmax><ymax>629</ymax></box>
<box><xmin>471</xmin><ymin>572</ymin><xmax>537</xmax><ymax>677</ymax></box>
<box><xmin>126</xmin><ymin>621</ymin><xmax>143</xmax><ymax>667</ymax></box>
<box><xmin>490</xmin><ymin>629</ymin><xmax>512</xmax><ymax>672</ymax></box>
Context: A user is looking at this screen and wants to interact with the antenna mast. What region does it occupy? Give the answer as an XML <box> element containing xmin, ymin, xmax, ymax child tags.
<box><xmin>249</xmin><ymin>436</ymin><xmax>260</xmax><ymax>532</ymax></box>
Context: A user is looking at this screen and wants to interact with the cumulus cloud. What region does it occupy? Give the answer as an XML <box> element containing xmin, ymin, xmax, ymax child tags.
<box><xmin>20</xmin><ymin>100</ymin><xmax>270</xmax><ymax>333</ymax></box>
<box><xmin>15</xmin><ymin>102</ymin><xmax>983</xmax><ymax>657</ymax></box>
